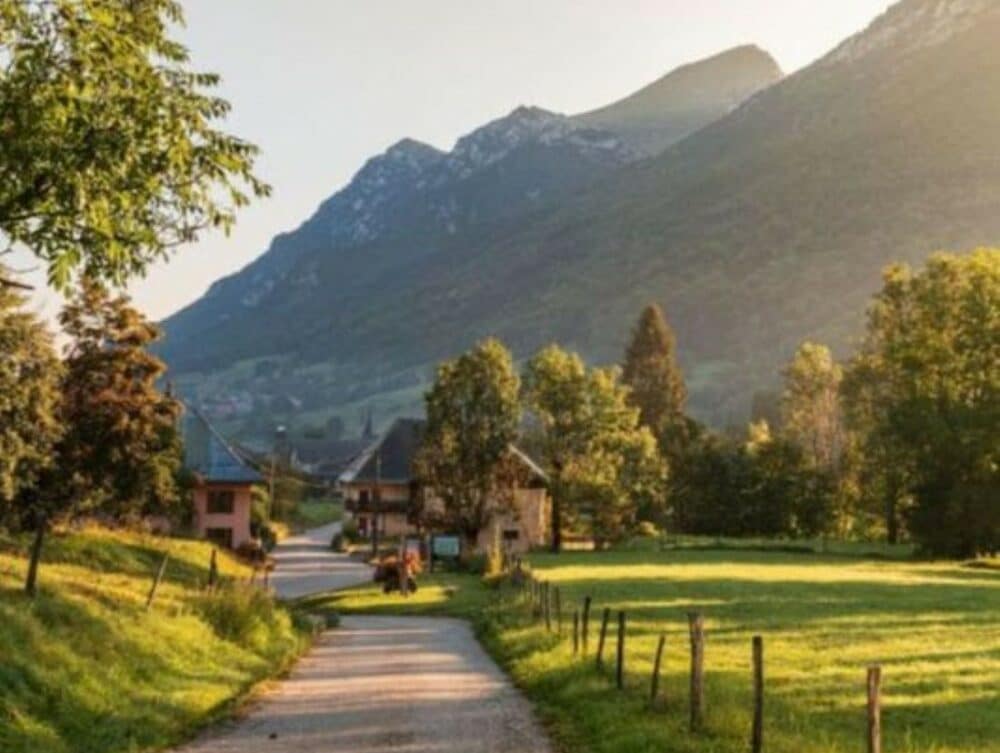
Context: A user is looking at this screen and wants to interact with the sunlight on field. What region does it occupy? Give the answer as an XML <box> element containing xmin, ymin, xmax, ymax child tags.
<box><xmin>513</xmin><ymin>549</ymin><xmax>1000</xmax><ymax>753</ymax></box>
<box><xmin>327</xmin><ymin>548</ymin><xmax>1000</xmax><ymax>753</ymax></box>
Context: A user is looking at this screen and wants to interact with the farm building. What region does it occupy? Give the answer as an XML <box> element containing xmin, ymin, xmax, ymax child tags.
<box><xmin>339</xmin><ymin>418</ymin><xmax>549</xmax><ymax>553</ymax></box>
<box><xmin>182</xmin><ymin>408</ymin><xmax>263</xmax><ymax>550</ymax></box>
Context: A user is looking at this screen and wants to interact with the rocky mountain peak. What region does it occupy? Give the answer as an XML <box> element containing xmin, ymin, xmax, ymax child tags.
<box><xmin>447</xmin><ymin>105</ymin><xmax>635</xmax><ymax>177</ymax></box>
<box><xmin>827</xmin><ymin>0</ymin><xmax>998</xmax><ymax>65</ymax></box>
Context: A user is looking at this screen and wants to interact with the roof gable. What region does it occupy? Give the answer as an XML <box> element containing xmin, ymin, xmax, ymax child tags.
<box><xmin>182</xmin><ymin>408</ymin><xmax>263</xmax><ymax>484</ymax></box>
<box><xmin>339</xmin><ymin>418</ymin><xmax>547</xmax><ymax>485</ymax></box>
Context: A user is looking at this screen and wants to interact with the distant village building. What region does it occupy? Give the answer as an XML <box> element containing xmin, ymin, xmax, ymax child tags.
<box><xmin>339</xmin><ymin>418</ymin><xmax>550</xmax><ymax>553</ymax></box>
<box><xmin>182</xmin><ymin>409</ymin><xmax>263</xmax><ymax>550</ymax></box>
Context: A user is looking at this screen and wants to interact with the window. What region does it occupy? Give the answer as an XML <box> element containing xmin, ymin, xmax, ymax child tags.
<box><xmin>207</xmin><ymin>490</ymin><xmax>235</xmax><ymax>514</ymax></box>
<box><xmin>503</xmin><ymin>529</ymin><xmax>520</xmax><ymax>542</ymax></box>
<box><xmin>206</xmin><ymin>527</ymin><xmax>233</xmax><ymax>549</ymax></box>
<box><xmin>358</xmin><ymin>516</ymin><xmax>368</xmax><ymax>537</ymax></box>
<box><xmin>359</xmin><ymin>489</ymin><xmax>370</xmax><ymax>506</ymax></box>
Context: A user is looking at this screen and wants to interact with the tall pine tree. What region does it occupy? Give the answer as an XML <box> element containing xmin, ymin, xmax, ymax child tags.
<box><xmin>57</xmin><ymin>279</ymin><xmax>183</xmax><ymax>519</ymax></box>
<box><xmin>622</xmin><ymin>304</ymin><xmax>689</xmax><ymax>459</ymax></box>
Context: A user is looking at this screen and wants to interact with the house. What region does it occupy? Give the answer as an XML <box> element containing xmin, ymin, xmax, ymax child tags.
<box><xmin>338</xmin><ymin>418</ymin><xmax>550</xmax><ymax>554</ymax></box>
<box><xmin>182</xmin><ymin>408</ymin><xmax>263</xmax><ymax>550</ymax></box>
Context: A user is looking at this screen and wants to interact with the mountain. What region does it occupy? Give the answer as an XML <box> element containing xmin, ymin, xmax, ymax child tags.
<box><xmin>161</xmin><ymin>0</ymin><xmax>1000</xmax><ymax>437</ymax></box>
<box><xmin>160</xmin><ymin>45</ymin><xmax>784</xmax><ymax>433</ymax></box>
<box><xmin>574</xmin><ymin>45</ymin><xmax>782</xmax><ymax>155</ymax></box>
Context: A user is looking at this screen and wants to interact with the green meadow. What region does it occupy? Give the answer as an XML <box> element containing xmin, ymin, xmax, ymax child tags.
<box><xmin>0</xmin><ymin>527</ymin><xmax>309</xmax><ymax>753</ymax></box>
<box><xmin>318</xmin><ymin>546</ymin><xmax>1000</xmax><ymax>753</ymax></box>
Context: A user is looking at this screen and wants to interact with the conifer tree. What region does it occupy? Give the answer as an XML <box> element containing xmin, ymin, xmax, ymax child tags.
<box><xmin>56</xmin><ymin>279</ymin><xmax>182</xmax><ymax>520</ymax></box>
<box><xmin>622</xmin><ymin>304</ymin><xmax>689</xmax><ymax>459</ymax></box>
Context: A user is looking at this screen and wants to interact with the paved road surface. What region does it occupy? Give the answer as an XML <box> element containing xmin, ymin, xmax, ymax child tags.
<box><xmin>270</xmin><ymin>522</ymin><xmax>372</xmax><ymax>599</ymax></box>
<box><xmin>176</xmin><ymin>616</ymin><xmax>553</xmax><ymax>753</ymax></box>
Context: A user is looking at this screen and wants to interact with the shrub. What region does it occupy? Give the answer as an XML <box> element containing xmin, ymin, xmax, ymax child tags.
<box><xmin>460</xmin><ymin>553</ymin><xmax>488</xmax><ymax>575</ymax></box>
<box><xmin>197</xmin><ymin>584</ymin><xmax>293</xmax><ymax>656</ymax></box>
<box><xmin>636</xmin><ymin>520</ymin><xmax>660</xmax><ymax>538</ymax></box>
<box><xmin>330</xmin><ymin>532</ymin><xmax>346</xmax><ymax>552</ymax></box>
<box><xmin>341</xmin><ymin>518</ymin><xmax>360</xmax><ymax>542</ymax></box>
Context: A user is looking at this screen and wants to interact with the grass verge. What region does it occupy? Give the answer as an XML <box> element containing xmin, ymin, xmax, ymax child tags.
<box><xmin>0</xmin><ymin>525</ymin><xmax>313</xmax><ymax>753</ymax></box>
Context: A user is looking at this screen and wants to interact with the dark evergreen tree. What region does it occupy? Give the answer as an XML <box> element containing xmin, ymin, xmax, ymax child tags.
<box><xmin>622</xmin><ymin>304</ymin><xmax>690</xmax><ymax>460</ymax></box>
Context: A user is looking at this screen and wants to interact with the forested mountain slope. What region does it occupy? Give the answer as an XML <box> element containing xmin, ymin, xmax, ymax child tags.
<box><xmin>161</xmin><ymin>0</ymin><xmax>1000</xmax><ymax>433</ymax></box>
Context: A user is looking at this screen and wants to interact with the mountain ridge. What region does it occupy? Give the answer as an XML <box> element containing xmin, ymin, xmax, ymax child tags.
<box><xmin>160</xmin><ymin>0</ymin><xmax>1000</xmax><ymax>436</ymax></box>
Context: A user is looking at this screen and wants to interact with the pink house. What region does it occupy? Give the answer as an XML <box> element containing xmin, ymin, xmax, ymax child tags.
<box><xmin>182</xmin><ymin>408</ymin><xmax>262</xmax><ymax>550</ymax></box>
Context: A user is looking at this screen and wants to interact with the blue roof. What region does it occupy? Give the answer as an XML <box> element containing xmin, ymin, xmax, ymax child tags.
<box><xmin>182</xmin><ymin>408</ymin><xmax>263</xmax><ymax>484</ymax></box>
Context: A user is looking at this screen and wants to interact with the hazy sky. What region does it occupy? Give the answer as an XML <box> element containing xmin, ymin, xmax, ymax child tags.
<box><xmin>17</xmin><ymin>0</ymin><xmax>893</xmax><ymax>323</ymax></box>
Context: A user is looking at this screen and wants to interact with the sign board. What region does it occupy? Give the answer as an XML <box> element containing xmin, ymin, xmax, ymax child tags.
<box><xmin>432</xmin><ymin>535</ymin><xmax>461</xmax><ymax>558</ymax></box>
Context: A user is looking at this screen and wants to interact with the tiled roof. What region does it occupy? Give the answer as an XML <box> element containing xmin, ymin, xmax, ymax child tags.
<box><xmin>182</xmin><ymin>407</ymin><xmax>264</xmax><ymax>484</ymax></box>
<box><xmin>339</xmin><ymin>418</ymin><xmax>547</xmax><ymax>485</ymax></box>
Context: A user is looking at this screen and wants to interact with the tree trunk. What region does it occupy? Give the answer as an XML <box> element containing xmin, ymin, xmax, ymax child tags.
<box><xmin>550</xmin><ymin>496</ymin><xmax>562</xmax><ymax>553</ymax></box>
<box><xmin>25</xmin><ymin>514</ymin><xmax>47</xmax><ymax>597</ymax></box>
<box><xmin>885</xmin><ymin>476</ymin><xmax>899</xmax><ymax>545</ymax></box>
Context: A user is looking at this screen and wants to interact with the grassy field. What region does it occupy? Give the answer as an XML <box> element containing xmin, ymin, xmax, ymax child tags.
<box><xmin>0</xmin><ymin>526</ymin><xmax>311</xmax><ymax>753</ymax></box>
<box><xmin>315</xmin><ymin>547</ymin><xmax>1000</xmax><ymax>753</ymax></box>
<box><xmin>288</xmin><ymin>498</ymin><xmax>342</xmax><ymax>532</ymax></box>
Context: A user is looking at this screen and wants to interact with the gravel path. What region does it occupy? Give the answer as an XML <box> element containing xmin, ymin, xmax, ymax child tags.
<box><xmin>269</xmin><ymin>521</ymin><xmax>372</xmax><ymax>599</ymax></box>
<box><xmin>175</xmin><ymin>615</ymin><xmax>553</xmax><ymax>753</ymax></box>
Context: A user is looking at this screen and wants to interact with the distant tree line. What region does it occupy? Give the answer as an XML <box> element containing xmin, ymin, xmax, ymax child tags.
<box><xmin>415</xmin><ymin>249</ymin><xmax>998</xmax><ymax>559</ymax></box>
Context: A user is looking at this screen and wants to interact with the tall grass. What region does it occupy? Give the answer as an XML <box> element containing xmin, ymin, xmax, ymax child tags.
<box><xmin>0</xmin><ymin>526</ymin><xmax>309</xmax><ymax>753</ymax></box>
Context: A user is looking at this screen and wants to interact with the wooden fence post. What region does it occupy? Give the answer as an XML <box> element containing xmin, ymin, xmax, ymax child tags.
<box><xmin>145</xmin><ymin>552</ymin><xmax>169</xmax><ymax>610</ymax></box>
<box><xmin>650</xmin><ymin>634</ymin><xmax>666</xmax><ymax>707</ymax></box>
<box><xmin>752</xmin><ymin>636</ymin><xmax>763</xmax><ymax>753</ymax></box>
<box><xmin>596</xmin><ymin>607</ymin><xmax>611</xmax><ymax>670</ymax></box>
<box><xmin>867</xmin><ymin>665</ymin><xmax>882</xmax><ymax>753</ymax></box>
<box><xmin>555</xmin><ymin>586</ymin><xmax>562</xmax><ymax>636</ymax></box>
<box><xmin>573</xmin><ymin>610</ymin><xmax>580</xmax><ymax>655</ymax></box>
<box><xmin>616</xmin><ymin>611</ymin><xmax>626</xmax><ymax>690</ymax></box>
<box><xmin>688</xmin><ymin>612</ymin><xmax>705</xmax><ymax>732</ymax></box>
<box><xmin>544</xmin><ymin>582</ymin><xmax>552</xmax><ymax>632</ymax></box>
<box><xmin>208</xmin><ymin>549</ymin><xmax>218</xmax><ymax>589</ymax></box>
<box><xmin>582</xmin><ymin>596</ymin><xmax>592</xmax><ymax>655</ymax></box>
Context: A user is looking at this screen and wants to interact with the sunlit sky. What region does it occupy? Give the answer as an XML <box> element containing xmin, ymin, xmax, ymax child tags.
<box><xmin>16</xmin><ymin>0</ymin><xmax>894</xmax><ymax>324</ymax></box>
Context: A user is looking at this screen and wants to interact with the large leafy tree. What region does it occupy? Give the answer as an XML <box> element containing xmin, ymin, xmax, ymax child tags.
<box><xmin>844</xmin><ymin>250</ymin><xmax>999</xmax><ymax>557</ymax></box>
<box><xmin>622</xmin><ymin>304</ymin><xmax>690</xmax><ymax>458</ymax></box>
<box><xmin>780</xmin><ymin>342</ymin><xmax>846</xmax><ymax>473</ymax></box>
<box><xmin>0</xmin><ymin>276</ymin><xmax>62</xmax><ymax>516</ymax></box>
<box><xmin>413</xmin><ymin>339</ymin><xmax>522</xmax><ymax>548</ymax></box>
<box><xmin>0</xmin><ymin>0</ymin><xmax>268</xmax><ymax>287</ymax></box>
<box><xmin>672</xmin><ymin>428</ymin><xmax>836</xmax><ymax>539</ymax></box>
<box><xmin>57</xmin><ymin>279</ymin><xmax>182</xmax><ymax>517</ymax></box>
<box><xmin>523</xmin><ymin>345</ymin><xmax>663</xmax><ymax>550</ymax></box>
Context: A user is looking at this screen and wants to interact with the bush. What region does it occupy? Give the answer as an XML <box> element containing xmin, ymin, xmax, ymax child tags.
<box><xmin>460</xmin><ymin>553</ymin><xmax>488</xmax><ymax>575</ymax></box>
<box><xmin>197</xmin><ymin>583</ymin><xmax>294</xmax><ymax>656</ymax></box>
<box><xmin>330</xmin><ymin>532</ymin><xmax>346</xmax><ymax>552</ymax></box>
<box><xmin>636</xmin><ymin>521</ymin><xmax>660</xmax><ymax>538</ymax></box>
<box><xmin>235</xmin><ymin>540</ymin><xmax>266</xmax><ymax>563</ymax></box>
<box><xmin>258</xmin><ymin>524</ymin><xmax>277</xmax><ymax>552</ymax></box>
<box><xmin>341</xmin><ymin>518</ymin><xmax>360</xmax><ymax>542</ymax></box>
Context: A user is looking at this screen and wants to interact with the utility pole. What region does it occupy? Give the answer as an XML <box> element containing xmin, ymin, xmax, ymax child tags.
<box><xmin>268</xmin><ymin>424</ymin><xmax>283</xmax><ymax>521</ymax></box>
<box><xmin>371</xmin><ymin>450</ymin><xmax>382</xmax><ymax>558</ymax></box>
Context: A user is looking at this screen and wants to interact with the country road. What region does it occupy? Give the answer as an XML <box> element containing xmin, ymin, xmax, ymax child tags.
<box><xmin>269</xmin><ymin>521</ymin><xmax>372</xmax><ymax>599</ymax></box>
<box><xmin>175</xmin><ymin>615</ymin><xmax>553</xmax><ymax>753</ymax></box>
<box><xmin>174</xmin><ymin>525</ymin><xmax>553</xmax><ymax>752</ymax></box>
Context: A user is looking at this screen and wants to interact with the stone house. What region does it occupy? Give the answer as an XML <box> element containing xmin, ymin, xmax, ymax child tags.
<box><xmin>182</xmin><ymin>408</ymin><xmax>262</xmax><ymax>550</ymax></box>
<box><xmin>339</xmin><ymin>418</ymin><xmax>549</xmax><ymax>553</ymax></box>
